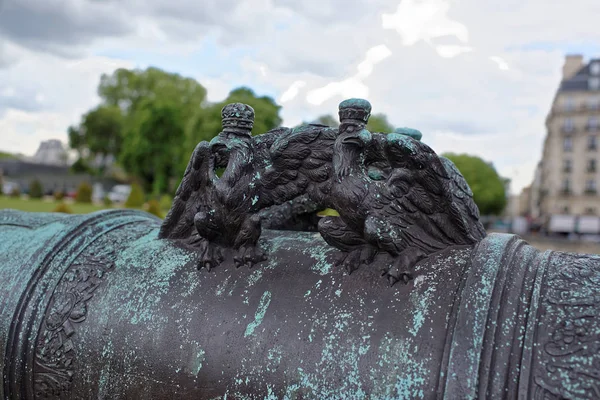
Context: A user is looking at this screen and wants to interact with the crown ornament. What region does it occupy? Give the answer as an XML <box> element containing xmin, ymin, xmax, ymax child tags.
<box><xmin>221</xmin><ymin>103</ymin><xmax>255</xmax><ymax>132</ymax></box>
<box><xmin>338</xmin><ymin>98</ymin><xmax>372</xmax><ymax>124</ymax></box>
<box><xmin>394</xmin><ymin>127</ymin><xmax>423</xmax><ymax>141</ymax></box>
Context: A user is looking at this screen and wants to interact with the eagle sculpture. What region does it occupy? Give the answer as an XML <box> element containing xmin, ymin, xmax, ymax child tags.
<box><xmin>159</xmin><ymin>99</ymin><xmax>486</xmax><ymax>285</ymax></box>
<box><xmin>159</xmin><ymin>103</ymin><xmax>336</xmax><ymax>270</ymax></box>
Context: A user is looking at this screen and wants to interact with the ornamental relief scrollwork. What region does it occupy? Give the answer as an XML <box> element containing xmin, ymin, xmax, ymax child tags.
<box><xmin>534</xmin><ymin>253</ymin><xmax>600</xmax><ymax>400</ymax></box>
<box><xmin>33</xmin><ymin>254</ymin><xmax>115</xmax><ymax>399</ymax></box>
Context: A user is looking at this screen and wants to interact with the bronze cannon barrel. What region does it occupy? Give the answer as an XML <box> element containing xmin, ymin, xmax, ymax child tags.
<box><xmin>2</xmin><ymin>209</ymin><xmax>599</xmax><ymax>399</ymax></box>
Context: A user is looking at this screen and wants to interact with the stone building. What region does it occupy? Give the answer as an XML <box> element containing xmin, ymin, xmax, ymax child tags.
<box><xmin>31</xmin><ymin>139</ymin><xmax>69</xmax><ymax>166</ymax></box>
<box><xmin>538</xmin><ymin>55</ymin><xmax>600</xmax><ymax>231</ymax></box>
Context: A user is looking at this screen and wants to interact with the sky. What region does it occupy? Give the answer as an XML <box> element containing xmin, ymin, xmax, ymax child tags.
<box><xmin>1</xmin><ymin>0</ymin><xmax>600</xmax><ymax>194</ymax></box>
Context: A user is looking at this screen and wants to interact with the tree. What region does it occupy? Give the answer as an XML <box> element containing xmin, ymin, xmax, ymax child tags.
<box><xmin>68</xmin><ymin>105</ymin><xmax>123</xmax><ymax>174</ymax></box>
<box><xmin>53</xmin><ymin>202</ymin><xmax>73</xmax><ymax>214</ymax></box>
<box><xmin>186</xmin><ymin>87</ymin><xmax>282</xmax><ymax>147</ymax></box>
<box><xmin>145</xmin><ymin>199</ymin><xmax>163</xmax><ymax>218</ymax></box>
<box><xmin>312</xmin><ymin>114</ymin><xmax>339</xmax><ymax>127</ymax></box>
<box><xmin>98</xmin><ymin>67</ymin><xmax>207</xmax><ymax>130</ymax></box>
<box><xmin>29</xmin><ymin>179</ymin><xmax>43</xmax><ymax>199</ymax></box>
<box><xmin>75</xmin><ymin>182</ymin><xmax>93</xmax><ymax>203</ymax></box>
<box><xmin>125</xmin><ymin>182</ymin><xmax>145</xmax><ymax>208</ymax></box>
<box><xmin>120</xmin><ymin>98</ymin><xmax>186</xmax><ymax>195</ymax></box>
<box><xmin>442</xmin><ymin>153</ymin><xmax>507</xmax><ymax>215</ymax></box>
<box><xmin>300</xmin><ymin>112</ymin><xmax>393</xmax><ymax>132</ymax></box>
<box><xmin>366</xmin><ymin>113</ymin><xmax>393</xmax><ymax>133</ymax></box>
<box><xmin>70</xmin><ymin>67</ymin><xmax>208</xmax><ymax>184</ymax></box>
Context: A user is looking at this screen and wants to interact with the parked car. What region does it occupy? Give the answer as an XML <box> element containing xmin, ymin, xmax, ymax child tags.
<box><xmin>65</xmin><ymin>188</ymin><xmax>77</xmax><ymax>199</ymax></box>
<box><xmin>108</xmin><ymin>185</ymin><xmax>131</xmax><ymax>203</ymax></box>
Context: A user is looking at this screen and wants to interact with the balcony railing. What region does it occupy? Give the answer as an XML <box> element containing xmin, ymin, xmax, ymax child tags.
<box><xmin>589</xmin><ymin>144</ymin><xmax>598</xmax><ymax>151</ymax></box>
<box><xmin>554</xmin><ymin>104</ymin><xmax>600</xmax><ymax>113</ymax></box>
<box><xmin>585</xmin><ymin>188</ymin><xmax>598</xmax><ymax>195</ymax></box>
<box><xmin>561</xmin><ymin>126</ymin><xmax>576</xmax><ymax>133</ymax></box>
<box><xmin>586</xmin><ymin>125</ymin><xmax>600</xmax><ymax>132</ymax></box>
<box><xmin>560</xmin><ymin>188</ymin><xmax>572</xmax><ymax>195</ymax></box>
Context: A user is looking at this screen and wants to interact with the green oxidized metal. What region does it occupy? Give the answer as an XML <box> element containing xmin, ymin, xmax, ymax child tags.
<box><xmin>1</xmin><ymin>209</ymin><xmax>600</xmax><ymax>399</ymax></box>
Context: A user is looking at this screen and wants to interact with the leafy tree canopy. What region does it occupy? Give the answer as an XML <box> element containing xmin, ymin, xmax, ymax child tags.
<box><xmin>442</xmin><ymin>153</ymin><xmax>508</xmax><ymax>215</ymax></box>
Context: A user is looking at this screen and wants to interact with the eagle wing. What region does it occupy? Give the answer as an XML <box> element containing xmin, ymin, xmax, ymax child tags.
<box><xmin>439</xmin><ymin>156</ymin><xmax>486</xmax><ymax>240</ymax></box>
<box><xmin>366</xmin><ymin>133</ymin><xmax>485</xmax><ymax>254</ymax></box>
<box><xmin>159</xmin><ymin>141</ymin><xmax>214</xmax><ymax>239</ymax></box>
<box><xmin>254</xmin><ymin>124</ymin><xmax>337</xmax><ymax>209</ymax></box>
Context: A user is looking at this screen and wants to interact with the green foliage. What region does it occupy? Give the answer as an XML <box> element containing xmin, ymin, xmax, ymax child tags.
<box><xmin>312</xmin><ymin>115</ymin><xmax>339</xmax><ymax>127</ymax></box>
<box><xmin>75</xmin><ymin>181</ymin><xmax>93</xmax><ymax>203</ymax></box>
<box><xmin>125</xmin><ymin>183</ymin><xmax>145</xmax><ymax>208</ymax></box>
<box><xmin>103</xmin><ymin>195</ymin><xmax>112</xmax><ymax>207</ymax></box>
<box><xmin>68</xmin><ymin>106</ymin><xmax>124</xmax><ymax>173</ymax></box>
<box><xmin>70</xmin><ymin>157</ymin><xmax>91</xmax><ymax>174</ymax></box>
<box><xmin>10</xmin><ymin>186</ymin><xmax>20</xmax><ymax>198</ymax></box>
<box><xmin>120</xmin><ymin>98</ymin><xmax>185</xmax><ymax>195</ymax></box>
<box><xmin>29</xmin><ymin>179</ymin><xmax>43</xmax><ymax>199</ymax></box>
<box><xmin>442</xmin><ymin>153</ymin><xmax>507</xmax><ymax>215</ymax></box>
<box><xmin>145</xmin><ymin>199</ymin><xmax>163</xmax><ymax>218</ymax></box>
<box><xmin>53</xmin><ymin>190</ymin><xmax>65</xmax><ymax>201</ymax></box>
<box><xmin>0</xmin><ymin>151</ymin><xmax>18</xmax><ymax>160</ymax></box>
<box><xmin>159</xmin><ymin>194</ymin><xmax>172</xmax><ymax>211</ymax></box>
<box><xmin>300</xmin><ymin>113</ymin><xmax>394</xmax><ymax>133</ymax></box>
<box><xmin>71</xmin><ymin>68</ymin><xmax>283</xmax><ymax>196</ymax></box>
<box><xmin>366</xmin><ymin>113</ymin><xmax>394</xmax><ymax>133</ymax></box>
<box><xmin>186</xmin><ymin>87</ymin><xmax>281</xmax><ymax>144</ymax></box>
<box><xmin>53</xmin><ymin>202</ymin><xmax>73</xmax><ymax>214</ymax></box>
<box><xmin>98</xmin><ymin>67</ymin><xmax>207</xmax><ymax>120</ymax></box>
<box><xmin>86</xmin><ymin>67</ymin><xmax>208</xmax><ymax>191</ymax></box>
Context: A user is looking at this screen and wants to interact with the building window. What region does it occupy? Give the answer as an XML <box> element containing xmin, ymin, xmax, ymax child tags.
<box><xmin>589</xmin><ymin>135</ymin><xmax>598</xmax><ymax>150</ymax></box>
<box><xmin>588</xmin><ymin>116</ymin><xmax>599</xmax><ymax>131</ymax></box>
<box><xmin>564</xmin><ymin>136</ymin><xmax>573</xmax><ymax>151</ymax></box>
<box><xmin>586</xmin><ymin>179</ymin><xmax>597</xmax><ymax>193</ymax></box>
<box><xmin>588</xmin><ymin>96</ymin><xmax>600</xmax><ymax>110</ymax></box>
<box><xmin>563</xmin><ymin>206</ymin><xmax>570</xmax><ymax>214</ymax></box>
<box><xmin>590</xmin><ymin>77</ymin><xmax>600</xmax><ymax>90</ymax></box>
<box><xmin>563</xmin><ymin>117</ymin><xmax>575</xmax><ymax>132</ymax></box>
<box><xmin>564</xmin><ymin>96</ymin><xmax>576</xmax><ymax>111</ymax></box>
<box><xmin>564</xmin><ymin>159</ymin><xmax>572</xmax><ymax>172</ymax></box>
<box><xmin>592</xmin><ymin>62</ymin><xmax>600</xmax><ymax>76</ymax></box>
<box><xmin>588</xmin><ymin>159</ymin><xmax>597</xmax><ymax>172</ymax></box>
<box><xmin>585</xmin><ymin>207</ymin><xmax>597</xmax><ymax>215</ymax></box>
<box><xmin>562</xmin><ymin>178</ymin><xmax>571</xmax><ymax>193</ymax></box>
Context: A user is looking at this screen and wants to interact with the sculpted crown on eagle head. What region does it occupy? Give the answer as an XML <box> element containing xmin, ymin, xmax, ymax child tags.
<box><xmin>159</xmin><ymin>98</ymin><xmax>486</xmax><ymax>286</ymax></box>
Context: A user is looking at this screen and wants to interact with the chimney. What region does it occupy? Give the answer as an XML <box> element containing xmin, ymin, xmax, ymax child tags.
<box><xmin>562</xmin><ymin>54</ymin><xmax>584</xmax><ymax>80</ymax></box>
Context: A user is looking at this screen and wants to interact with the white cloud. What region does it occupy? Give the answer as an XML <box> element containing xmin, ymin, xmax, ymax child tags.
<box><xmin>382</xmin><ymin>0</ymin><xmax>469</xmax><ymax>46</ymax></box>
<box><xmin>279</xmin><ymin>80</ymin><xmax>306</xmax><ymax>103</ymax></box>
<box><xmin>0</xmin><ymin>46</ymin><xmax>133</xmax><ymax>155</ymax></box>
<box><xmin>2</xmin><ymin>0</ymin><xmax>600</xmax><ymax>196</ymax></box>
<box><xmin>490</xmin><ymin>56</ymin><xmax>510</xmax><ymax>71</ymax></box>
<box><xmin>306</xmin><ymin>44</ymin><xmax>392</xmax><ymax>105</ymax></box>
<box><xmin>357</xmin><ymin>45</ymin><xmax>393</xmax><ymax>77</ymax></box>
<box><xmin>0</xmin><ymin>108</ymin><xmax>71</xmax><ymax>155</ymax></box>
<box><xmin>434</xmin><ymin>44</ymin><xmax>473</xmax><ymax>58</ymax></box>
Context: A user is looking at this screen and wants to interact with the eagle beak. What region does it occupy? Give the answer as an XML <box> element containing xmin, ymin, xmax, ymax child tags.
<box><xmin>342</xmin><ymin>136</ymin><xmax>363</xmax><ymax>146</ymax></box>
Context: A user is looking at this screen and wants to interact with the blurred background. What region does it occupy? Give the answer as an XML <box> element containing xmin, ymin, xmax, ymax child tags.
<box><xmin>1</xmin><ymin>0</ymin><xmax>599</xmax><ymax>253</ymax></box>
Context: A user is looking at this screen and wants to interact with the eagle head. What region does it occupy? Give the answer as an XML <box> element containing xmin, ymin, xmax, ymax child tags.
<box><xmin>334</xmin><ymin>126</ymin><xmax>372</xmax><ymax>179</ymax></box>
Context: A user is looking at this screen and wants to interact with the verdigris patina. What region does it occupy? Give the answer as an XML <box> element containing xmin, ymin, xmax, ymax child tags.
<box><xmin>160</xmin><ymin>99</ymin><xmax>485</xmax><ymax>284</ymax></box>
<box><xmin>2</xmin><ymin>99</ymin><xmax>600</xmax><ymax>399</ymax></box>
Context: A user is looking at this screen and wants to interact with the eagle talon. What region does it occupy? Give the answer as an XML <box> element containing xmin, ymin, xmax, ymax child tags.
<box><xmin>333</xmin><ymin>246</ymin><xmax>377</xmax><ymax>275</ymax></box>
<box><xmin>234</xmin><ymin>246</ymin><xmax>266</xmax><ymax>269</ymax></box>
<box><xmin>199</xmin><ymin>243</ymin><xmax>224</xmax><ymax>271</ymax></box>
